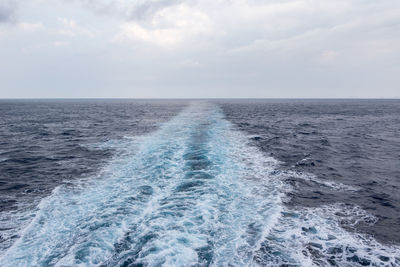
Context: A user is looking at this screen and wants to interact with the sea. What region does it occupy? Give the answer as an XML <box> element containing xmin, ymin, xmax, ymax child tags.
<box><xmin>0</xmin><ymin>99</ymin><xmax>399</xmax><ymax>266</ymax></box>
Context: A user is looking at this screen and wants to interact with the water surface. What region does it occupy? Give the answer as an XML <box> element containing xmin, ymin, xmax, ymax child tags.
<box><xmin>0</xmin><ymin>99</ymin><xmax>399</xmax><ymax>266</ymax></box>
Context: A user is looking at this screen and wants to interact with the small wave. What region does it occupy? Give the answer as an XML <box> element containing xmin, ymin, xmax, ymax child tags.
<box><xmin>80</xmin><ymin>136</ymin><xmax>145</xmax><ymax>152</ymax></box>
<box><xmin>291</xmin><ymin>171</ymin><xmax>360</xmax><ymax>192</ymax></box>
<box><xmin>0</xmin><ymin>200</ymin><xmax>38</xmax><ymax>255</ymax></box>
<box><xmin>255</xmin><ymin>204</ymin><xmax>400</xmax><ymax>266</ymax></box>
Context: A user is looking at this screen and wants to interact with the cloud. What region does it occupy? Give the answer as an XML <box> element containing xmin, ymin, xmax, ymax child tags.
<box><xmin>1</xmin><ymin>0</ymin><xmax>400</xmax><ymax>97</ymax></box>
<box><xmin>0</xmin><ymin>0</ymin><xmax>16</xmax><ymax>23</ymax></box>
<box><xmin>115</xmin><ymin>22</ymin><xmax>181</xmax><ymax>46</ymax></box>
<box><xmin>127</xmin><ymin>0</ymin><xmax>184</xmax><ymax>21</ymax></box>
<box><xmin>66</xmin><ymin>0</ymin><xmax>185</xmax><ymax>22</ymax></box>
<box><xmin>114</xmin><ymin>4</ymin><xmax>211</xmax><ymax>46</ymax></box>
<box><xmin>55</xmin><ymin>18</ymin><xmax>94</xmax><ymax>37</ymax></box>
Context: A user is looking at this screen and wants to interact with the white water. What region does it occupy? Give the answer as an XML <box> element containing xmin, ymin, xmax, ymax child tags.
<box><xmin>1</xmin><ymin>102</ymin><xmax>399</xmax><ymax>266</ymax></box>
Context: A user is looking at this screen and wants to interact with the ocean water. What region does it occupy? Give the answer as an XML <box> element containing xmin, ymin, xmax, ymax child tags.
<box><xmin>0</xmin><ymin>99</ymin><xmax>399</xmax><ymax>266</ymax></box>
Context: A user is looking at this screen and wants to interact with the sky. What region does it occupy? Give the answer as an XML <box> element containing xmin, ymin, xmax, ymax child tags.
<box><xmin>0</xmin><ymin>0</ymin><xmax>399</xmax><ymax>98</ymax></box>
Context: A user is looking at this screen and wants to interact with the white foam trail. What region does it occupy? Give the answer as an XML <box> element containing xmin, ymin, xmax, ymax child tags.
<box><xmin>0</xmin><ymin>103</ymin><xmax>282</xmax><ymax>266</ymax></box>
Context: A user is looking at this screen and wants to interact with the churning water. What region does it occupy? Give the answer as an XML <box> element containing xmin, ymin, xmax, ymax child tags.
<box><xmin>0</xmin><ymin>100</ymin><xmax>399</xmax><ymax>266</ymax></box>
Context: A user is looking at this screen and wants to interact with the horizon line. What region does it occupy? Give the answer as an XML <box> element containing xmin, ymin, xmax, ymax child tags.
<box><xmin>1</xmin><ymin>97</ymin><xmax>400</xmax><ymax>100</ymax></box>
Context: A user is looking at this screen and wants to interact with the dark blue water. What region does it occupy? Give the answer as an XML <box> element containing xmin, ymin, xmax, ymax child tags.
<box><xmin>219</xmin><ymin>99</ymin><xmax>400</xmax><ymax>244</ymax></box>
<box><xmin>0</xmin><ymin>99</ymin><xmax>399</xmax><ymax>266</ymax></box>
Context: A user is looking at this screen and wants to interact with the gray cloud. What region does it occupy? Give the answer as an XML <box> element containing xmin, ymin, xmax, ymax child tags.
<box><xmin>66</xmin><ymin>0</ymin><xmax>185</xmax><ymax>22</ymax></box>
<box><xmin>127</xmin><ymin>0</ymin><xmax>184</xmax><ymax>21</ymax></box>
<box><xmin>0</xmin><ymin>1</ymin><xmax>16</xmax><ymax>23</ymax></box>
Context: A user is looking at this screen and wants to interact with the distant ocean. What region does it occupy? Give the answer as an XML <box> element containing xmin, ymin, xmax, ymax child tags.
<box><xmin>0</xmin><ymin>99</ymin><xmax>399</xmax><ymax>266</ymax></box>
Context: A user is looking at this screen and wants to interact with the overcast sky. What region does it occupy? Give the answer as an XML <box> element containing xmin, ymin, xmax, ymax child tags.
<box><xmin>0</xmin><ymin>0</ymin><xmax>399</xmax><ymax>98</ymax></box>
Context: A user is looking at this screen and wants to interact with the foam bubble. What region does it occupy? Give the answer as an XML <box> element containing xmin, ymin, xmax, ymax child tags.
<box><xmin>255</xmin><ymin>204</ymin><xmax>400</xmax><ymax>266</ymax></box>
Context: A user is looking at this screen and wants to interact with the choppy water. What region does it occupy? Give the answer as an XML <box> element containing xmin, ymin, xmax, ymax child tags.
<box><xmin>220</xmin><ymin>99</ymin><xmax>400</xmax><ymax>244</ymax></box>
<box><xmin>0</xmin><ymin>100</ymin><xmax>399</xmax><ymax>266</ymax></box>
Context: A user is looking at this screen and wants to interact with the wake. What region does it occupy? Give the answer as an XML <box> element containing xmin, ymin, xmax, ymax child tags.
<box><xmin>1</xmin><ymin>102</ymin><xmax>398</xmax><ymax>266</ymax></box>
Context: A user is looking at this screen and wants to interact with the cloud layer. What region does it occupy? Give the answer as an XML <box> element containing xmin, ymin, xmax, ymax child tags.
<box><xmin>0</xmin><ymin>0</ymin><xmax>399</xmax><ymax>97</ymax></box>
